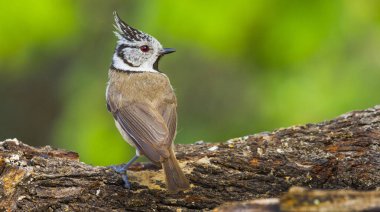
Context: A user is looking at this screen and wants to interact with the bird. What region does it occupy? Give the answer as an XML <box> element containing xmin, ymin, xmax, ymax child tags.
<box><xmin>106</xmin><ymin>11</ymin><xmax>190</xmax><ymax>193</ymax></box>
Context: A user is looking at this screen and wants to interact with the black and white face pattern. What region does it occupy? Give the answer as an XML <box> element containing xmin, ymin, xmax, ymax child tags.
<box><xmin>112</xmin><ymin>12</ymin><xmax>166</xmax><ymax>72</ymax></box>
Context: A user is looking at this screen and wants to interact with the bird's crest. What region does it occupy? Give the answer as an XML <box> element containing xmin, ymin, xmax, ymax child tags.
<box><xmin>113</xmin><ymin>11</ymin><xmax>151</xmax><ymax>42</ymax></box>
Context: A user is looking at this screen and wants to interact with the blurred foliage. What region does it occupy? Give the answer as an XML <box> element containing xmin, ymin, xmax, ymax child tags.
<box><xmin>0</xmin><ymin>0</ymin><xmax>380</xmax><ymax>165</ymax></box>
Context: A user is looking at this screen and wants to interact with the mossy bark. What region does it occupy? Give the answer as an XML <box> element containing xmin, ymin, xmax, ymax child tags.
<box><xmin>1</xmin><ymin>106</ymin><xmax>380</xmax><ymax>211</ymax></box>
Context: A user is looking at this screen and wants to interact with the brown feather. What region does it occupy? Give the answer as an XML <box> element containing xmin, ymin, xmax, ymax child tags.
<box><xmin>107</xmin><ymin>70</ymin><xmax>176</xmax><ymax>161</ymax></box>
<box><xmin>107</xmin><ymin>69</ymin><xmax>189</xmax><ymax>192</ymax></box>
<box><xmin>116</xmin><ymin>104</ymin><xmax>170</xmax><ymax>161</ymax></box>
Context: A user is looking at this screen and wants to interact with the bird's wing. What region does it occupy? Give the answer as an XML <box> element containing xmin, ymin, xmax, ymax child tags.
<box><xmin>113</xmin><ymin>102</ymin><xmax>171</xmax><ymax>163</ymax></box>
<box><xmin>160</xmin><ymin>103</ymin><xmax>177</xmax><ymax>145</ymax></box>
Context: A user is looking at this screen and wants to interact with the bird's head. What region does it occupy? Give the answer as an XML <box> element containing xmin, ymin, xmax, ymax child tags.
<box><xmin>111</xmin><ymin>11</ymin><xmax>175</xmax><ymax>72</ymax></box>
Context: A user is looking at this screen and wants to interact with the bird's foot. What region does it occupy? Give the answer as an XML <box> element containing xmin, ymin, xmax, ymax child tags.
<box><xmin>109</xmin><ymin>164</ymin><xmax>132</xmax><ymax>189</ymax></box>
<box><xmin>108</xmin><ymin>155</ymin><xmax>139</xmax><ymax>189</ymax></box>
<box><xmin>109</xmin><ymin>164</ymin><xmax>128</xmax><ymax>174</ymax></box>
<box><xmin>121</xmin><ymin>174</ymin><xmax>131</xmax><ymax>189</ymax></box>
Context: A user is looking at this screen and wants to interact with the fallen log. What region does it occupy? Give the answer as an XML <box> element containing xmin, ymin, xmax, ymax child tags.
<box><xmin>0</xmin><ymin>105</ymin><xmax>379</xmax><ymax>211</ymax></box>
<box><xmin>215</xmin><ymin>187</ymin><xmax>380</xmax><ymax>212</ymax></box>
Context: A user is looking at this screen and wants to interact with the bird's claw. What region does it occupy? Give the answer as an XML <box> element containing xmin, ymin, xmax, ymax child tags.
<box><xmin>121</xmin><ymin>174</ymin><xmax>131</xmax><ymax>189</ymax></box>
<box><xmin>109</xmin><ymin>164</ymin><xmax>128</xmax><ymax>174</ymax></box>
<box><xmin>109</xmin><ymin>164</ymin><xmax>131</xmax><ymax>189</ymax></box>
<box><xmin>108</xmin><ymin>155</ymin><xmax>139</xmax><ymax>189</ymax></box>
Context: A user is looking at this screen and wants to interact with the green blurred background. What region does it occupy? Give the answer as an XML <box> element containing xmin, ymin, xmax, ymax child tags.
<box><xmin>1</xmin><ymin>0</ymin><xmax>379</xmax><ymax>165</ymax></box>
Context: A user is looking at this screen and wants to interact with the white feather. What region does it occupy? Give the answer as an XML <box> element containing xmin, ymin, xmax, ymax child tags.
<box><xmin>112</xmin><ymin>53</ymin><xmax>158</xmax><ymax>73</ymax></box>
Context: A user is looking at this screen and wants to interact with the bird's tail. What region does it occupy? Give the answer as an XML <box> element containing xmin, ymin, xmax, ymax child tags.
<box><xmin>162</xmin><ymin>148</ymin><xmax>190</xmax><ymax>193</ymax></box>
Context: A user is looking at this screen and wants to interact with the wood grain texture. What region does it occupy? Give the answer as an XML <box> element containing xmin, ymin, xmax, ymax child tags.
<box><xmin>0</xmin><ymin>105</ymin><xmax>380</xmax><ymax>211</ymax></box>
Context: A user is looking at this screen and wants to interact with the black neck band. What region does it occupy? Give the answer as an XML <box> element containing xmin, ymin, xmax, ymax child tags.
<box><xmin>110</xmin><ymin>65</ymin><xmax>144</xmax><ymax>74</ymax></box>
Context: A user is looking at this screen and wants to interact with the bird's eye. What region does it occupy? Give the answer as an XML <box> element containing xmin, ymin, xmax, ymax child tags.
<box><xmin>140</xmin><ymin>45</ymin><xmax>150</xmax><ymax>52</ymax></box>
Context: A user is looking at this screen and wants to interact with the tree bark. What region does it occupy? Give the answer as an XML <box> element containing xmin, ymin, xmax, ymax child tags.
<box><xmin>215</xmin><ymin>187</ymin><xmax>380</xmax><ymax>212</ymax></box>
<box><xmin>0</xmin><ymin>105</ymin><xmax>380</xmax><ymax>211</ymax></box>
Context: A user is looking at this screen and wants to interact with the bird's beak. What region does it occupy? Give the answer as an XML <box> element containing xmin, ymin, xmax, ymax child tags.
<box><xmin>160</xmin><ymin>48</ymin><xmax>176</xmax><ymax>55</ymax></box>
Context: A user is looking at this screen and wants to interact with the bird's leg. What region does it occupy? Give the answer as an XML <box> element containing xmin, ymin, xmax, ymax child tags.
<box><xmin>109</xmin><ymin>154</ymin><xmax>139</xmax><ymax>188</ymax></box>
